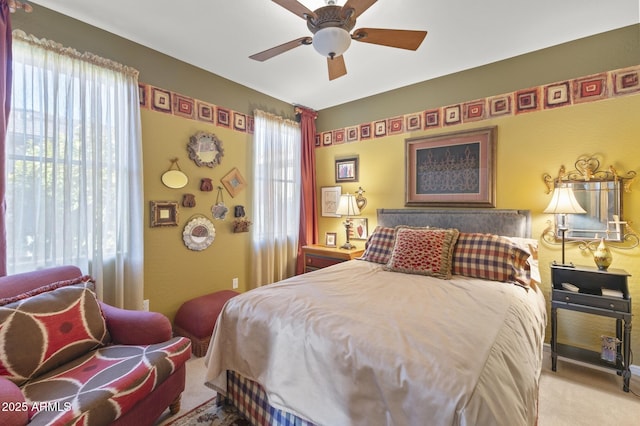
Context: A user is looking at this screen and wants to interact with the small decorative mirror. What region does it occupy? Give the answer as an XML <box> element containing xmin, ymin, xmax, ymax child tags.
<box><xmin>542</xmin><ymin>154</ymin><xmax>638</xmax><ymax>248</ymax></box>
<box><xmin>188</xmin><ymin>131</ymin><xmax>224</xmax><ymax>168</ymax></box>
<box><xmin>161</xmin><ymin>158</ymin><xmax>188</xmax><ymax>189</ymax></box>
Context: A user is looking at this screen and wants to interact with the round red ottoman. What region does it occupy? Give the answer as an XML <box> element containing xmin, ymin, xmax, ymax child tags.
<box><xmin>173</xmin><ymin>290</ymin><xmax>239</xmax><ymax>357</ymax></box>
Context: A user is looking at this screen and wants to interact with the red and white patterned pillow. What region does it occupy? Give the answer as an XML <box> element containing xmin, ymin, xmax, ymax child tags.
<box><xmin>384</xmin><ymin>227</ymin><xmax>460</xmax><ymax>279</ymax></box>
<box><xmin>453</xmin><ymin>232</ymin><xmax>532</xmax><ymax>287</ymax></box>
<box><xmin>0</xmin><ymin>285</ymin><xmax>110</xmax><ymax>386</ymax></box>
<box><xmin>358</xmin><ymin>226</ymin><xmax>397</xmax><ymax>264</ymax></box>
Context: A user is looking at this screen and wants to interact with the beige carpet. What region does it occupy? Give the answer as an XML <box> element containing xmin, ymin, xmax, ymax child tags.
<box><xmin>157</xmin><ymin>349</ymin><xmax>640</xmax><ymax>425</ymax></box>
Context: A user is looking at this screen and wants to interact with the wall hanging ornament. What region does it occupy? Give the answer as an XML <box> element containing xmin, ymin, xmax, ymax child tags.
<box><xmin>188</xmin><ymin>131</ymin><xmax>224</xmax><ymax>168</ymax></box>
<box><xmin>233</xmin><ymin>205</ymin><xmax>251</xmax><ymax>233</ymax></box>
<box><xmin>182</xmin><ymin>193</ymin><xmax>196</xmax><ymax>208</ymax></box>
<box><xmin>355</xmin><ymin>186</ymin><xmax>367</xmax><ymax>211</ymax></box>
<box><xmin>183</xmin><ymin>215</ymin><xmax>216</xmax><ymax>251</ymax></box>
<box><xmin>161</xmin><ymin>158</ymin><xmax>188</xmax><ymax>189</ymax></box>
<box><xmin>200</xmin><ymin>178</ymin><xmax>213</xmax><ymax>192</ymax></box>
<box><xmin>212</xmin><ymin>187</ymin><xmax>229</xmax><ymax>220</ymax></box>
<box><xmin>221</xmin><ymin>167</ymin><xmax>247</xmax><ymax>197</ymax></box>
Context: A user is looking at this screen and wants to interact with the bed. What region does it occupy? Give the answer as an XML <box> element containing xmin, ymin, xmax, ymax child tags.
<box><xmin>204</xmin><ymin>209</ymin><xmax>547</xmax><ymax>426</ymax></box>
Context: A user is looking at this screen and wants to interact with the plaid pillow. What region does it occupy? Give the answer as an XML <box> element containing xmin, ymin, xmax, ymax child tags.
<box><xmin>453</xmin><ymin>233</ymin><xmax>532</xmax><ymax>287</ymax></box>
<box><xmin>358</xmin><ymin>226</ymin><xmax>396</xmax><ymax>264</ymax></box>
<box><xmin>384</xmin><ymin>227</ymin><xmax>460</xmax><ymax>279</ymax></box>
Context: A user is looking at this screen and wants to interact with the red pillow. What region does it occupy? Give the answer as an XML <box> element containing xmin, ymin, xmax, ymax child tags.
<box><xmin>384</xmin><ymin>227</ymin><xmax>460</xmax><ymax>279</ymax></box>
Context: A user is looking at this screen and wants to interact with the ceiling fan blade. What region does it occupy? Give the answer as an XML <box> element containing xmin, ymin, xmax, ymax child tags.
<box><xmin>341</xmin><ymin>0</ymin><xmax>377</xmax><ymax>18</ymax></box>
<box><xmin>327</xmin><ymin>55</ymin><xmax>347</xmax><ymax>81</ymax></box>
<box><xmin>352</xmin><ymin>28</ymin><xmax>428</xmax><ymax>50</ymax></box>
<box><xmin>272</xmin><ymin>0</ymin><xmax>317</xmax><ymax>20</ymax></box>
<box><xmin>249</xmin><ymin>37</ymin><xmax>312</xmax><ymax>61</ymax></box>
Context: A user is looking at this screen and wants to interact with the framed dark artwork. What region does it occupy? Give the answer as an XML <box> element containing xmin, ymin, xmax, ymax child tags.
<box><xmin>335</xmin><ymin>156</ymin><xmax>359</xmax><ymax>183</ymax></box>
<box><xmin>405</xmin><ymin>126</ymin><xmax>496</xmax><ymax>207</ymax></box>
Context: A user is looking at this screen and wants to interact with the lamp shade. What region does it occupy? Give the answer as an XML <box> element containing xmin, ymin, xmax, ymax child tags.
<box><xmin>336</xmin><ymin>194</ymin><xmax>360</xmax><ymax>217</ymax></box>
<box><xmin>312</xmin><ymin>27</ymin><xmax>351</xmax><ymax>58</ymax></box>
<box><xmin>543</xmin><ymin>186</ymin><xmax>587</xmax><ymax>214</ymax></box>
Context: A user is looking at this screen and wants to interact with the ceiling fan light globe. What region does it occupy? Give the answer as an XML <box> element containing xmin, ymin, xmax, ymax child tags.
<box><xmin>312</xmin><ymin>27</ymin><xmax>351</xmax><ymax>58</ymax></box>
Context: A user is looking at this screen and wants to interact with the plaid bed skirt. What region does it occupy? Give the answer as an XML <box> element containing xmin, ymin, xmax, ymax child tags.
<box><xmin>227</xmin><ymin>370</ymin><xmax>315</xmax><ymax>426</ymax></box>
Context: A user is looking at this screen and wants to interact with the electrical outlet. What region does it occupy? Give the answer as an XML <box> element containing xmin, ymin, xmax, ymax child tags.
<box><xmin>142</xmin><ymin>299</ymin><xmax>150</xmax><ymax>311</ymax></box>
<box><xmin>232</xmin><ymin>278</ymin><xmax>239</xmax><ymax>289</ymax></box>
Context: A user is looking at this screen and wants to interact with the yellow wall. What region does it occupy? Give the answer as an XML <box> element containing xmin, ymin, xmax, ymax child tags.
<box><xmin>315</xmin><ymin>94</ymin><xmax>640</xmax><ymax>357</ymax></box>
<box><xmin>141</xmin><ymin>110</ymin><xmax>253</xmax><ymax>318</ymax></box>
<box><xmin>13</xmin><ymin>7</ymin><xmax>640</xmax><ymax>360</ymax></box>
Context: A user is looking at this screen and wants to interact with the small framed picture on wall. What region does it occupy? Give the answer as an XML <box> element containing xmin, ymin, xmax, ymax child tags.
<box><xmin>321</xmin><ymin>186</ymin><xmax>341</xmax><ymax>217</ymax></box>
<box><xmin>335</xmin><ymin>156</ymin><xmax>359</xmax><ymax>183</ymax></box>
<box><xmin>349</xmin><ymin>218</ymin><xmax>369</xmax><ymax>240</ymax></box>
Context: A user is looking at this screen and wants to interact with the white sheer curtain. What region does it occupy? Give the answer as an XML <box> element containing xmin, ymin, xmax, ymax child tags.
<box><xmin>5</xmin><ymin>31</ymin><xmax>144</xmax><ymax>309</ymax></box>
<box><xmin>252</xmin><ymin>109</ymin><xmax>301</xmax><ymax>287</ymax></box>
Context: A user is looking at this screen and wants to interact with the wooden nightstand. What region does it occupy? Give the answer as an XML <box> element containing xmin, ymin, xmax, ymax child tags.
<box><xmin>302</xmin><ymin>244</ymin><xmax>364</xmax><ymax>273</ymax></box>
<box><xmin>550</xmin><ymin>264</ymin><xmax>632</xmax><ymax>392</ymax></box>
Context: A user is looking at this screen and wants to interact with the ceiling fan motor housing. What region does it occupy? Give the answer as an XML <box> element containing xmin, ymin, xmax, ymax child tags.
<box><xmin>308</xmin><ymin>5</ymin><xmax>356</xmax><ymax>58</ymax></box>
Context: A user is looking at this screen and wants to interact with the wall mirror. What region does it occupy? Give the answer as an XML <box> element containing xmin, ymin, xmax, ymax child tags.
<box><xmin>566</xmin><ymin>180</ymin><xmax>622</xmax><ymax>241</ymax></box>
<box><xmin>188</xmin><ymin>131</ymin><xmax>224</xmax><ymax>168</ymax></box>
<box><xmin>161</xmin><ymin>158</ymin><xmax>188</xmax><ymax>189</ymax></box>
<box><xmin>542</xmin><ymin>154</ymin><xmax>638</xmax><ymax>248</ymax></box>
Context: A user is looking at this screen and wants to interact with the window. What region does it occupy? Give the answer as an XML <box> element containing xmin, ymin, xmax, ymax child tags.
<box><xmin>4</xmin><ymin>32</ymin><xmax>143</xmax><ymax>308</ymax></box>
<box><xmin>251</xmin><ymin>109</ymin><xmax>301</xmax><ymax>286</ymax></box>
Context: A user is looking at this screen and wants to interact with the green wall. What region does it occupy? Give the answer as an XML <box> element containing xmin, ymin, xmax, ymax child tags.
<box><xmin>317</xmin><ymin>24</ymin><xmax>640</xmax><ymax>131</ymax></box>
<box><xmin>12</xmin><ymin>6</ymin><xmax>291</xmax><ymax>320</ymax></box>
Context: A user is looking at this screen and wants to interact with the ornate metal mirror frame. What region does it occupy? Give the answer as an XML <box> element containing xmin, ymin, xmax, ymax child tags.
<box><xmin>542</xmin><ymin>154</ymin><xmax>638</xmax><ymax>250</ymax></box>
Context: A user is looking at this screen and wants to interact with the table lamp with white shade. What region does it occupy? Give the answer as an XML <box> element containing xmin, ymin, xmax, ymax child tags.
<box><xmin>544</xmin><ymin>185</ymin><xmax>586</xmax><ymax>266</ymax></box>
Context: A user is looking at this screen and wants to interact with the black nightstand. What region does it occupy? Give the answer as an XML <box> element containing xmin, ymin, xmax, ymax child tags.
<box><xmin>550</xmin><ymin>264</ymin><xmax>632</xmax><ymax>392</ymax></box>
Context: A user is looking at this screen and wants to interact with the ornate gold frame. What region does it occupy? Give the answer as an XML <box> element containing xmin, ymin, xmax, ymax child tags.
<box><xmin>541</xmin><ymin>154</ymin><xmax>638</xmax><ymax>251</ymax></box>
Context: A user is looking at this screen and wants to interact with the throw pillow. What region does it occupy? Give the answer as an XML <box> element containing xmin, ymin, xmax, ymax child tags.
<box><xmin>384</xmin><ymin>227</ymin><xmax>460</xmax><ymax>279</ymax></box>
<box><xmin>358</xmin><ymin>226</ymin><xmax>396</xmax><ymax>264</ymax></box>
<box><xmin>0</xmin><ymin>286</ymin><xmax>110</xmax><ymax>386</ymax></box>
<box><xmin>452</xmin><ymin>233</ymin><xmax>532</xmax><ymax>287</ymax></box>
<box><xmin>0</xmin><ymin>275</ymin><xmax>95</xmax><ymax>307</ymax></box>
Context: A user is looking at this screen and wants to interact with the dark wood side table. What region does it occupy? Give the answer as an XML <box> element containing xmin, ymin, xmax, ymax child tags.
<box><xmin>550</xmin><ymin>264</ymin><xmax>632</xmax><ymax>392</ymax></box>
<box><xmin>302</xmin><ymin>244</ymin><xmax>364</xmax><ymax>273</ymax></box>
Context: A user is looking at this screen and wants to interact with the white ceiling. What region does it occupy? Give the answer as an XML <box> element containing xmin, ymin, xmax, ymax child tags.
<box><xmin>29</xmin><ymin>0</ymin><xmax>639</xmax><ymax>110</ymax></box>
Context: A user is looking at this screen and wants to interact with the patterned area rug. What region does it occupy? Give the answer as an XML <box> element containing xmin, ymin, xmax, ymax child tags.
<box><xmin>165</xmin><ymin>398</ymin><xmax>250</xmax><ymax>426</ymax></box>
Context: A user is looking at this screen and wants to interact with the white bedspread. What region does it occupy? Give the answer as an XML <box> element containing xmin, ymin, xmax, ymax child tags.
<box><xmin>205</xmin><ymin>260</ymin><xmax>547</xmax><ymax>426</ymax></box>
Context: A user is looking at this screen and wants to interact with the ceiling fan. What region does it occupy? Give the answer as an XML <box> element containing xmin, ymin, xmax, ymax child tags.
<box><xmin>250</xmin><ymin>0</ymin><xmax>428</xmax><ymax>80</ymax></box>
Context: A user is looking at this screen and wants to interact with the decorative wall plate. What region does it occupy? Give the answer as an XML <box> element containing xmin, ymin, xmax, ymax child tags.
<box><xmin>183</xmin><ymin>216</ymin><xmax>216</xmax><ymax>251</ymax></box>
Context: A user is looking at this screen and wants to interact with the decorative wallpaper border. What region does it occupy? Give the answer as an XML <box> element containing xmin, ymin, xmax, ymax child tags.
<box><xmin>315</xmin><ymin>65</ymin><xmax>640</xmax><ymax>147</ymax></box>
<box><xmin>138</xmin><ymin>83</ymin><xmax>254</xmax><ymax>134</ymax></box>
<box><xmin>138</xmin><ymin>64</ymin><xmax>640</xmax><ymax>143</ymax></box>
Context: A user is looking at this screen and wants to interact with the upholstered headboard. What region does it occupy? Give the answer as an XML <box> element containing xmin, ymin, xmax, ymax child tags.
<box><xmin>377</xmin><ymin>209</ymin><xmax>532</xmax><ymax>238</ymax></box>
